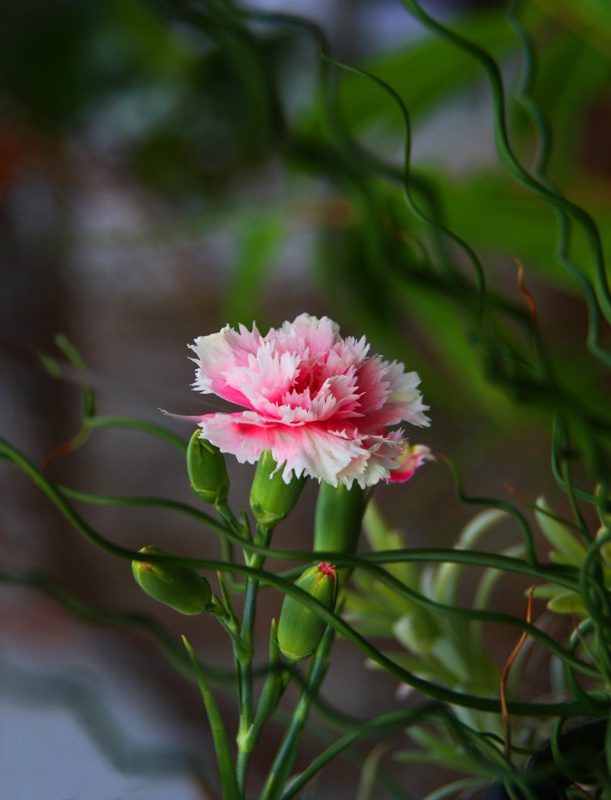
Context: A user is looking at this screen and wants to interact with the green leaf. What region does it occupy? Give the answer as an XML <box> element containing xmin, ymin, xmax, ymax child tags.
<box><xmin>362</xmin><ymin>500</ymin><xmax>420</xmax><ymax>586</ymax></box>
<box><xmin>388</xmin><ymin>272</ymin><xmax>531</xmax><ymax>428</ymax></box>
<box><xmin>398</xmin><ymin>726</ymin><xmax>498</xmax><ymax>778</ymax></box>
<box><xmin>546</xmin><ymin>591</ymin><xmax>586</xmax><ymax>614</ymax></box>
<box><xmin>393</xmin><ymin>613</ymin><xmax>440</xmax><ymax>656</ymax></box>
<box><xmin>537</xmin><ymin>0</ymin><xmax>611</xmax><ymax>41</ymax></box>
<box><xmin>431</xmin><ymin>509</ymin><xmax>508</xmax><ymax>605</ymax></box>
<box><xmin>303</xmin><ymin>7</ymin><xmax>537</xmax><ymax>136</ymax></box>
<box><xmin>517</xmin><ymin>30</ymin><xmax>611</xmax><ymax>183</ymax></box>
<box><xmin>355</xmin><ymin>744</ymin><xmax>389</xmax><ymax>800</ymax></box>
<box><xmin>532</xmin><ymin>584</ymin><xmax>587</xmax><ymax>614</ymax></box>
<box><xmin>36</xmin><ymin>350</ymin><xmax>63</xmax><ymax>379</ymax></box>
<box><xmin>224</xmin><ymin>214</ymin><xmax>285</xmax><ymax>327</ymax></box>
<box><xmin>437</xmin><ymin>173</ymin><xmax>611</xmax><ymax>292</ymax></box>
<box><xmin>365</xmin><ymin>651</ymin><xmax>458</xmax><ymax>686</ymax></box>
<box><xmin>534</xmin><ymin>497</ymin><xmax>587</xmax><ymax>565</ymax></box>
<box><xmin>183</xmin><ymin>636</ymin><xmax>240</xmax><ymax>800</ymax></box>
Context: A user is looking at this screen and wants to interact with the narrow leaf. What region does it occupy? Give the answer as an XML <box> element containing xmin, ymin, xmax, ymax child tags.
<box><xmin>183</xmin><ymin>636</ymin><xmax>240</xmax><ymax>800</ymax></box>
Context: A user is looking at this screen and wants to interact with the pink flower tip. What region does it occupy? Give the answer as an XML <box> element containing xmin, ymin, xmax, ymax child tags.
<box><xmin>317</xmin><ymin>562</ymin><xmax>336</xmax><ymax>581</ymax></box>
<box><xmin>387</xmin><ymin>443</ymin><xmax>434</xmax><ymax>483</ymax></box>
<box><xmin>187</xmin><ymin>313</ymin><xmax>430</xmax><ymax>489</ymax></box>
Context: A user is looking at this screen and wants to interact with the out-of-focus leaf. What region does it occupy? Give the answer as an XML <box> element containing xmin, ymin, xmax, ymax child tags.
<box><xmin>0</xmin><ymin>0</ymin><xmax>102</xmax><ymax>124</ymax></box>
<box><xmin>388</xmin><ymin>277</ymin><xmax>531</xmax><ymax>428</ymax></box>
<box><xmin>433</xmin><ymin>172</ymin><xmax>611</xmax><ymax>291</ymax></box>
<box><xmin>224</xmin><ymin>214</ymin><xmax>286</xmax><ymax>327</ymax></box>
<box><xmin>0</xmin><ymin>0</ymin><xmax>194</xmax><ymax>126</ymax></box>
<box><xmin>535</xmin><ymin>497</ymin><xmax>587</xmax><ymax>565</ymax></box>
<box><xmin>531</xmin><ymin>587</ymin><xmax>586</xmax><ymax>614</ymax></box>
<box><xmin>366</xmin><ymin>652</ymin><xmax>459</xmax><ymax>686</ymax></box>
<box><xmin>536</xmin><ymin>0</ymin><xmax>611</xmax><ymax>41</ymax></box>
<box><xmin>303</xmin><ymin>6</ymin><xmax>544</xmax><ymax>136</ymax></box>
<box><xmin>362</xmin><ymin>501</ymin><xmax>421</xmax><ymax>587</ymax></box>
<box><xmin>101</xmin><ymin>0</ymin><xmax>195</xmax><ymax>83</ymax></box>
<box><xmin>398</xmin><ymin>725</ymin><xmax>500</xmax><ymax>779</ymax></box>
<box><xmin>393</xmin><ymin>613</ymin><xmax>440</xmax><ymax>656</ymax></box>
<box><xmin>546</xmin><ymin>592</ymin><xmax>586</xmax><ymax>614</ymax></box>
<box><xmin>344</xmin><ymin>575</ymin><xmax>418</xmax><ymax>635</ymax></box>
<box><xmin>431</xmin><ymin>510</ymin><xmax>507</xmax><ymax>605</ymax></box>
<box><xmin>519</xmin><ymin>29</ymin><xmax>611</xmax><ymax>182</ymax></box>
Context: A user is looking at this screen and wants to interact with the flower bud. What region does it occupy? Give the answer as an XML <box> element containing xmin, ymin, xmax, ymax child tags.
<box><xmin>132</xmin><ymin>546</ymin><xmax>212</xmax><ymax>615</ymax></box>
<box><xmin>249</xmin><ymin>450</ymin><xmax>306</xmax><ymax>527</ymax></box>
<box><xmin>277</xmin><ymin>562</ymin><xmax>337</xmax><ymax>661</ymax></box>
<box><xmin>187</xmin><ymin>431</ymin><xmax>230</xmax><ymax>506</ymax></box>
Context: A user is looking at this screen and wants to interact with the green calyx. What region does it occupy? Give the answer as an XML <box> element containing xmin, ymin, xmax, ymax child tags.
<box><xmin>277</xmin><ymin>562</ymin><xmax>337</xmax><ymax>661</ymax></box>
<box><xmin>249</xmin><ymin>450</ymin><xmax>306</xmax><ymax>527</ymax></box>
<box><xmin>132</xmin><ymin>546</ymin><xmax>212</xmax><ymax>615</ymax></box>
<box><xmin>187</xmin><ymin>431</ymin><xmax>230</xmax><ymax>506</ymax></box>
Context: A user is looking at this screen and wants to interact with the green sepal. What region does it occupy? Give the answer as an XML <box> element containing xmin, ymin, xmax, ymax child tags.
<box><xmin>249</xmin><ymin>450</ymin><xmax>306</xmax><ymax>527</ymax></box>
<box><xmin>187</xmin><ymin>431</ymin><xmax>230</xmax><ymax>506</ymax></box>
<box><xmin>277</xmin><ymin>563</ymin><xmax>337</xmax><ymax>661</ymax></box>
<box><xmin>132</xmin><ymin>546</ymin><xmax>212</xmax><ymax>615</ymax></box>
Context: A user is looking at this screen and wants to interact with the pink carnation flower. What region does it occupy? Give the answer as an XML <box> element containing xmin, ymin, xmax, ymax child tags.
<box><xmin>189</xmin><ymin>314</ymin><xmax>430</xmax><ymax>489</ymax></box>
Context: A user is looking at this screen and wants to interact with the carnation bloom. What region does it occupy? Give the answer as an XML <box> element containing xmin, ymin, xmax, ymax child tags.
<box><xmin>188</xmin><ymin>314</ymin><xmax>430</xmax><ymax>489</ymax></box>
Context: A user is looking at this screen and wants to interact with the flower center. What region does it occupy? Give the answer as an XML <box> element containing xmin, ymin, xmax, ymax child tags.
<box><xmin>292</xmin><ymin>359</ymin><xmax>326</xmax><ymax>398</ymax></box>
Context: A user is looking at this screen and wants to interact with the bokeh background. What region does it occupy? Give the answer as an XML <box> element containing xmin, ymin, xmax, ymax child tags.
<box><xmin>2</xmin><ymin>0</ymin><xmax>610</xmax><ymax>797</ymax></box>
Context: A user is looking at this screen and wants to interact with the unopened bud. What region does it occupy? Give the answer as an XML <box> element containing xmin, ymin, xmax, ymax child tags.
<box><xmin>249</xmin><ymin>450</ymin><xmax>306</xmax><ymax>527</ymax></box>
<box><xmin>187</xmin><ymin>431</ymin><xmax>230</xmax><ymax>506</ymax></box>
<box><xmin>277</xmin><ymin>562</ymin><xmax>336</xmax><ymax>661</ymax></box>
<box><xmin>132</xmin><ymin>546</ymin><xmax>212</xmax><ymax>615</ymax></box>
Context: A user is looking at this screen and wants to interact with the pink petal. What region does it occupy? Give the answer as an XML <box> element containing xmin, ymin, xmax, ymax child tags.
<box><xmin>362</xmin><ymin>368</ymin><xmax>430</xmax><ymax>431</ymax></box>
<box><xmin>198</xmin><ymin>413</ymin><xmax>370</xmax><ymax>487</ymax></box>
<box><xmin>190</xmin><ymin>325</ymin><xmax>263</xmax><ymax>408</ymax></box>
<box><xmin>276</xmin><ymin>314</ymin><xmax>340</xmax><ymax>357</ymax></box>
<box><xmin>186</xmin><ymin>314</ymin><xmax>431</xmax><ymax>488</ymax></box>
<box><xmin>388</xmin><ymin>444</ymin><xmax>434</xmax><ymax>483</ymax></box>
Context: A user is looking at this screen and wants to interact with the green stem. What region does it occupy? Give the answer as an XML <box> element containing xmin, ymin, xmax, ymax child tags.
<box><xmin>236</xmin><ymin>522</ymin><xmax>274</xmax><ymax>794</ymax></box>
<box><xmin>261</xmin><ymin>623</ymin><xmax>335</xmax><ymax>800</ymax></box>
<box><xmin>85</xmin><ymin>415</ymin><xmax>188</xmax><ymax>451</ymax></box>
<box><xmin>216</xmin><ymin>502</ymin><xmax>250</xmax><ymax>594</ymax></box>
<box><xmin>245</xmin><ymin>620</ymin><xmax>286</xmax><ymax>752</ymax></box>
<box><xmin>0</xmin><ymin>438</ymin><xmax>599</xmax><ymax>709</ymax></box>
